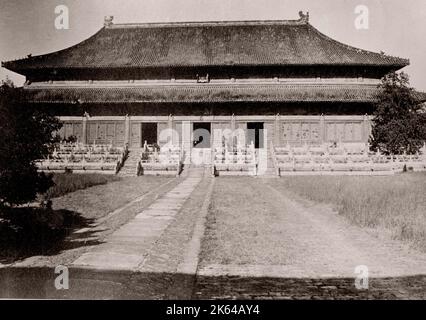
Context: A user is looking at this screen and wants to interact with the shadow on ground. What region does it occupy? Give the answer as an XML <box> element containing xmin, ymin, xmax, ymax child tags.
<box><xmin>0</xmin><ymin>207</ymin><xmax>101</xmax><ymax>264</ymax></box>
<box><xmin>0</xmin><ymin>267</ymin><xmax>425</xmax><ymax>299</ymax></box>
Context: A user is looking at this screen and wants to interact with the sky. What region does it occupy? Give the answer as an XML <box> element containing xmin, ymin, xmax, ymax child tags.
<box><xmin>1</xmin><ymin>0</ymin><xmax>425</xmax><ymax>90</ymax></box>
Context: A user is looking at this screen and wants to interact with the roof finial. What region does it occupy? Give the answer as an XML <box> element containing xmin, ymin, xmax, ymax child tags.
<box><xmin>104</xmin><ymin>16</ymin><xmax>114</xmax><ymax>28</ymax></box>
<box><xmin>298</xmin><ymin>11</ymin><xmax>309</xmax><ymax>23</ymax></box>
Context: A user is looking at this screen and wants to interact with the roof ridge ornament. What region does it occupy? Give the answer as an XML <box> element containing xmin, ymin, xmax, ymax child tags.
<box><xmin>298</xmin><ymin>11</ymin><xmax>309</xmax><ymax>23</ymax></box>
<box><xmin>104</xmin><ymin>16</ymin><xmax>114</xmax><ymax>28</ymax></box>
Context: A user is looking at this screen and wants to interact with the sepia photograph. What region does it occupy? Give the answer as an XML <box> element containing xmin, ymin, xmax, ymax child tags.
<box><xmin>0</xmin><ymin>0</ymin><xmax>425</xmax><ymax>311</ymax></box>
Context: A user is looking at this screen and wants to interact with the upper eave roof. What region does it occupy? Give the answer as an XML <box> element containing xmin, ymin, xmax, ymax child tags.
<box><xmin>2</xmin><ymin>17</ymin><xmax>409</xmax><ymax>74</ymax></box>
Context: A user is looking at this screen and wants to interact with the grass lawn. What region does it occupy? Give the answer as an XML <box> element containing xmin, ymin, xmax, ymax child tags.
<box><xmin>268</xmin><ymin>173</ymin><xmax>426</xmax><ymax>251</ymax></box>
<box><xmin>45</xmin><ymin>173</ymin><xmax>121</xmax><ymax>199</ymax></box>
<box><xmin>1</xmin><ymin>174</ymin><xmax>175</xmax><ymax>264</ymax></box>
<box><xmin>200</xmin><ymin>174</ymin><xmax>426</xmax><ymax>269</ymax></box>
<box><xmin>51</xmin><ymin>175</ymin><xmax>173</xmax><ymax>220</ymax></box>
<box><xmin>201</xmin><ymin>177</ymin><xmax>299</xmax><ymax>265</ymax></box>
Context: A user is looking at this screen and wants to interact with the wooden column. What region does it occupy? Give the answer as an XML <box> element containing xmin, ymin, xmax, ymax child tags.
<box><xmin>320</xmin><ymin>114</ymin><xmax>325</xmax><ymax>144</ymax></box>
<box><xmin>168</xmin><ymin>114</ymin><xmax>173</xmax><ymax>130</ymax></box>
<box><xmin>182</xmin><ymin>121</ymin><xmax>191</xmax><ymax>164</ymax></box>
<box><xmin>362</xmin><ymin>114</ymin><xmax>370</xmax><ymax>143</ymax></box>
<box><xmin>274</xmin><ymin>113</ymin><xmax>280</xmax><ymax>146</ymax></box>
<box><xmin>124</xmin><ymin>115</ymin><xmax>130</xmax><ymax>146</ymax></box>
<box><xmin>168</xmin><ymin>114</ymin><xmax>173</xmax><ymax>145</ymax></box>
<box><xmin>82</xmin><ymin>113</ymin><xmax>88</xmax><ymax>144</ymax></box>
<box><xmin>231</xmin><ymin>114</ymin><xmax>236</xmax><ymax>149</ymax></box>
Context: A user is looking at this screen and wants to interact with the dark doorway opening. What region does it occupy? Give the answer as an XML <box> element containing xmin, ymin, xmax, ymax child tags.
<box><xmin>247</xmin><ymin>122</ymin><xmax>264</xmax><ymax>149</ymax></box>
<box><xmin>142</xmin><ymin>123</ymin><xmax>158</xmax><ymax>145</ymax></box>
<box><xmin>193</xmin><ymin>122</ymin><xmax>211</xmax><ymax>148</ymax></box>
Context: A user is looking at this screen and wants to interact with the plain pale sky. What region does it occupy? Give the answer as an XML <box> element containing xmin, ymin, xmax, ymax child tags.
<box><xmin>1</xmin><ymin>0</ymin><xmax>425</xmax><ymax>90</ymax></box>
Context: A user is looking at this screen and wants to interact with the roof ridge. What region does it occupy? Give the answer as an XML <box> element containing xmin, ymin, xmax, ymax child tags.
<box><xmin>105</xmin><ymin>11</ymin><xmax>310</xmax><ymax>28</ymax></box>
<box><xmin>108</xmin><ymin>19</ymin><xmax>307</xmax><ymax>29</ymax></box>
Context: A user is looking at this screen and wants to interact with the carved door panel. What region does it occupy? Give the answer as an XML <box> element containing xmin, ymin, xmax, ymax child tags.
<box><xmin>88</xmin><ymin>123</ymin><xmax>97</xmax><ymax>144</ymax></box>
<box><xmin>73</xmin><ymin>123</ymin><xmax>82</xmax><ymax>142</ymax></box>
<box><xmin>106</xmin><ymin>123</ymin><xmax>115</xmax><ymax>144</ymax></box>
<box><xmin>353</xmin><ymin>123</ymin><xmax>363</xmax><ymax>141</ymax></box>
<box><xmin>211</xmin><ymin>122</ymin><xmax>223</xmax><ymax>148</ymax></box>
<box><xmin>157</xmin><ymin>122</ymin><xmax>168</xmax><ymax>146</ymax></box>
<box><xmin>235</xmin><ymin>122</ymin><xmax>247</xmax><ymax>147</ymax></box>
<box><xmin>116</xmin><ymin>123</ymin><xmax>125</xmax><ymax>145</ymax></box>
<box><xmin>173</xmin><ymin>122</ymin><xmax>182</xmax><ymax>146</ymax></box>
<box><xmin>65</xmin><ymin>123</ymin><xmax>74</xmax><ymax>138</ymax></box>
<box><xmin>97</xmin><ymin>124</ymin><xmax>107</xmax><ymax>143</ymax></box>
<box><xmin>282</xmin><ymin>121</ymin><xmax>320</xmax><ymax>145</ymax></box>
<box><xmin>130</xmin><ymin>123</ymin><xmax>141</xmax><ymax>148</ymax></box>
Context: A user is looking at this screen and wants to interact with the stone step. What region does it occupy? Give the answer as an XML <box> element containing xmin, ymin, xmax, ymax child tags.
<box><xmin>117</xmin><ymin>150</ymin><xmax>140</xmax><ymax>176</ymax></box>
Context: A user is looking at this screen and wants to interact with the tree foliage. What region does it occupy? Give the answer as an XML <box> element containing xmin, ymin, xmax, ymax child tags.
<box><xmin>0</xmin><ymin>82</ymin><xmax>62</xmax><ymax>207</ymax></box>
<box><xmin>370</xmin><ymin>72</ymin><xmax>426</xmax><ymax>155</ymax></box>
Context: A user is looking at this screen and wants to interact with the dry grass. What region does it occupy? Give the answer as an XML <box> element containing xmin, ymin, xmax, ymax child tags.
<box><xmin>45</xmin><ymin>173</ymin><xmax>121</xmax><ymax>199</ymax></box>
<box><xmin>269</xmin><ymin>173</ymin><xmax>426</xmax><ymax>251</ymax></box>
<box><xmin>51</xmin><ymin>176</ymin><xmax>173</xmax><ymax>220</ymax></box>
<box><xmin>201</xmin><ymin>177</ymin><xmax>299</xmax><ymax>265</ymax></box>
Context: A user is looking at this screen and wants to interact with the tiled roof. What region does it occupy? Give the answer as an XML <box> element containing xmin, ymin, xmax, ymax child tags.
<box><xmin>3</xmin><ymin>18</ymin><xmax>408</xmax><ymax>73</ymax></box>
<box><xmin>24</xmin><ymin>83</ymin><xmax>383</xmax><ymax>103</ymax></box>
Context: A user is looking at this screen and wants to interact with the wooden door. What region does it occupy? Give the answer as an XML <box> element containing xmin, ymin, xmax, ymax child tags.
<box><xmin>130</xmin><ymin>123</ymin><xmax>141</xmax><ymax>148</ymax></box>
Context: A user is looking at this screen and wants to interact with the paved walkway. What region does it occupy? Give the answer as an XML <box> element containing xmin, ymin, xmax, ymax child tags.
<box><xmin>72</xmin><ymin>168</ymin><xmax>204</xmax><ymax>271</ymax></box>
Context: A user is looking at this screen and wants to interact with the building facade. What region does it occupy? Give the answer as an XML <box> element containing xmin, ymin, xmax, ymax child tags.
<box><xmin>2</xmin><ymin>12</ymin><xmax>409</xmax><ymax>164</ymax></box>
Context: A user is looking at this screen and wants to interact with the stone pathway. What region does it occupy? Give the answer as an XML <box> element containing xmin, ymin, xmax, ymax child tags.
<box><xmin>72</xmin><ymin>168</ymin><xmax>204</xmax><ymax>271</ymax></box>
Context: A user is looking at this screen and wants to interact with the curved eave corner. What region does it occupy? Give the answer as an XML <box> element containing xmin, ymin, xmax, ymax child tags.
<box><xmin>0</xmin><ymin>27</ymin><xmax>106</xmax><ymax>75</ymax></box>
<box><xmin>305</xmin><ymin>23</ymin><xmax>409</xmax><ymax>69</ymax></box>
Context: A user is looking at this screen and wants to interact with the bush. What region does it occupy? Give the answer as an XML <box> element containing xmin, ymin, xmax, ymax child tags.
<box><xmin>0</xmin><ymin>82</ymin><xmax>62</xmax><ymax>206</ymax></box>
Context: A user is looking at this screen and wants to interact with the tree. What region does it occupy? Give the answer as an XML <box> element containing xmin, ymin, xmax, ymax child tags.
<box><xmin>370</xmin><ymin>72</ymin><xmax>425</xmax><ymax>155</ymax></box>
<box><xmin>0</xmin><ymin>81</ymin><xmax>62</xmax><ymax>207</ymax></box>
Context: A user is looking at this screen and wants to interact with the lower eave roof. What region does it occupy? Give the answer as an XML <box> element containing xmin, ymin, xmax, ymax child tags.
<box><xmin>24</xmin><ymin>83</ymin><xmax>383</xmax><ymax>104</ymax></box>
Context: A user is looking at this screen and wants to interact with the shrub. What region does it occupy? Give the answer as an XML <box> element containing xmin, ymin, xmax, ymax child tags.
<box><xmin>0</xmin><ymin>82</ymin><xmax>62</xmax><ymax>207</ymax></box>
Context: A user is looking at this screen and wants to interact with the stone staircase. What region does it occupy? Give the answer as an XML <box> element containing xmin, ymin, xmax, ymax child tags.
<box><xmin>256</xmin><ymin>148</ymin><xmax>278</xmax><ymax>177</ymax></box>
<box><xmin>117</xmin><ymin>149</ymin><xmax>277</xmax><ymax>177</ymax></box>
<box><xmin>264</xmin><ymin>151</ymin><xmax>277</xmax><ymax>176</ymax></box>
<box><xmin>117</xmin><ymin>149</ymin><xmax>141</xmax><ymax>177</ymax></box>
<box><xmin>256</xmin><ymin>149</ymin><xmax>278</xmax><ymax>178</ymax></box>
